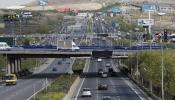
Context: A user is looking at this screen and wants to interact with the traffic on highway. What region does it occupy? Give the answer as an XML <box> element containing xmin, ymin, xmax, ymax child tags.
<box><xmin>1</xmin><ymin>0</ymin><xmax>175</xmax><ymax>99</ymax></box>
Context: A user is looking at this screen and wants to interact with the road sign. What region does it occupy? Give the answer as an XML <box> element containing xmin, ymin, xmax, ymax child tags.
<box><xmin>112</xmin><ymin>22</ymin><xmax>116</xmax><ymax>28</ymax></box>
<box><xmin>138</xmin><ymin>19</ymin><xmax>154</xmax><ymax>26</ymax></box>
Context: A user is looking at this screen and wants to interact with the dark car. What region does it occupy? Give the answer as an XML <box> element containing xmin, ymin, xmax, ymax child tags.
<box><xmin>52</xmin><ymin>67</ymin><xmax>57</xmax><ymax>71</ymax></box>
<box><xmin>108</xmin><ymin>68</ymin><xmax>114</xmax><ymax>73</ymax></box>
<box><xmin>98</xmin><ymin>68</ymin><xmax>103</xmax><ymax>75</ymax></box>
<box><xmin>98</xmin><ymin>84</ymin><xmax>108</xmax><ymax>90</ymax></box>
<box><xmin>57</xmin><ymin>61</ymin><xmax>62</xmax><ymax>65</ymax></box>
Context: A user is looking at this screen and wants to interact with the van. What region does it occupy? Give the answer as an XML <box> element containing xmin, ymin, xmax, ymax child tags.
<box><xmin>0</xmin><ymin>42</ymin><xmax>11</xmax><ymax>50</ymax></box>
<box><xmin>3</xmin><ymin>74</ymin><xmax>17</xmax><ymax>85</ymax></box>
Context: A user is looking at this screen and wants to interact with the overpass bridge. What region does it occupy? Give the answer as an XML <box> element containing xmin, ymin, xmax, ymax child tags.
<box><xmin>0</xmin><ymin>50</ymin><xmax>129</xmax><ymax>74</ymax></box>
<box><xmin>0</xmin><ymin>33</ymin><xmax>119</xmax><ymax>38</ymax></box>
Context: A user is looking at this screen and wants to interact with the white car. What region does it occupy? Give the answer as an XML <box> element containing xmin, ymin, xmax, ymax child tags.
<box><xmin>101</xmin><ymin>73</ymin><xmax>108</xmax><ymax>78</ymax></box>
<box><xmin>81</xmin><ymin>88</ymin><xmax>92</xmax><ymax>97</ymax></box>
<box><xmin>105</xmin><ymin>63</ymin><xmax>110</xmax><ymax>67</ymax></box>
<box><xmin>97</xmin><ymin>58</ymin><xmax>102</xmax><ymax>62</ymax></box>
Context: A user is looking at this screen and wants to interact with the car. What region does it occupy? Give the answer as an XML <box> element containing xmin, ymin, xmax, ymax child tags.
<box><xmin>81</xmin><ymin>88</ymin><xmax>92</xmax><ymax>97</ymax></box>
<box><xmin>102</xmin><ymin>96</ymin><xmax>112</xmax><ymax>100</ymax></box>
<box><xmin>98</xmin><ymin>84</ymin><xmax>108</xmax><ymax>90</ymax></box>
<box><xmin>98</xmin><ymin>68</ymin><xmax>103</xmax><ymax>75</ymax></box>
<box><xmin>2</xmin><ymin>74</ymin><xmax>17</xmax><ymax>85</ymax></box>
<box><xmin>57</xmin><ymin>61</ymin><xmax>62</xmax><ymax>65</ymax></box>
<box><xmin>97</xmin><ymin>58</ymin><xmax>102</xmax><ymax>62</ymax></box>
<box><xmin>105</xmin><ymin>63</ymin><xmax>110</xmax><ymax>67</ymax></box>
<box><xmin>108</xmin><ymin>68</ymin><xmax>114</xmax><ymax>73</ymax></box>
<box><xmin>101</xmin><ymin>73</ymin><xmax>108</xmax><ymax>78</ymax></box>
<box><xmin>52</xmin><ymin>67</ymin><xmax>57</xmax><ymax>71</ymax></box>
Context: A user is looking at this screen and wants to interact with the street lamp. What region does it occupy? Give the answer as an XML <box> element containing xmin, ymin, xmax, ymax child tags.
<box><xmin>160</xmin><ymin>32</ymin><xmax>164</xmax><ymax>100</ymax></box>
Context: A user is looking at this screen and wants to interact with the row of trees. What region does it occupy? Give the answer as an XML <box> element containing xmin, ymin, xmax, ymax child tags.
<box><xmin>124</xmin><ymin>50</ymin><xmax>175</xmax><ymax>96</ymax></box>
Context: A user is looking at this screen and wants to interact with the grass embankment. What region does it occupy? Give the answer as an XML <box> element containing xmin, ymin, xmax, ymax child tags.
<box><xmin>33</xmin><ymin>75</ymin><xmax>77</xmax><ymax>100</ymax></box>
<box><xmin>124</xmin><ymin>50</ymin><xmax>175</xmax><ymax>97</ymax></box>
<box><xmin>33</xmin><ymin>58</ymin><xmax>86</xmax><ymax>100</ymax></box>
<box><xmin>72</xmin><ymin>58</ymin><xmax>86</xmax><ymax>71</ymax></box>
<box><xmin>21</xmin><ymin>58</ymin><xmax>46</xmax><ymax>70</ymax></box>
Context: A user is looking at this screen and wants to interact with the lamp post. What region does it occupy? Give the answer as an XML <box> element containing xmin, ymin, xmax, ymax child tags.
<box><xmin>161</xmin><ymin>32</ymin><xmax>164</xmax><ymax>100</ymax></box>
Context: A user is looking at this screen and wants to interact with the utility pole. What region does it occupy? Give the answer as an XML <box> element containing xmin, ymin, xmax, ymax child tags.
<box><xmin>161</xmin><ymin>32</ymin><xmax>164</xmax><ymax>100</ymax></box>
<box><xmin>148</xmin><ymin>10</ymin><xmax>151</xmax><ymax>35</ymax></box>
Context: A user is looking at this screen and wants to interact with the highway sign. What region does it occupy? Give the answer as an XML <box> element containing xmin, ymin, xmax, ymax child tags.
<box><xmin>138</xmin><ymin>19</ymin><xmax>154</xmax><ymax>26</ymax></box>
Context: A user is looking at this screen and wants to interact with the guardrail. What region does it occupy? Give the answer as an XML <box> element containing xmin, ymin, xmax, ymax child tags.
<box><xmin>14</xmin><ymin>45</ymin><xmax>163</xmax><ymax>50</ymax></box>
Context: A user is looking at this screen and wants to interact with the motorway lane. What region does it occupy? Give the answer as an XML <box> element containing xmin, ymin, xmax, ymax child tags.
<box><xmin>0</xmin><ymin>58</ymin><xmax>70</xmax><ymax>100</ymax></box>
<box><xmin>74</xmin><ymin>58</ymin><xmax>151</xmax><ymax>100</ymax></box>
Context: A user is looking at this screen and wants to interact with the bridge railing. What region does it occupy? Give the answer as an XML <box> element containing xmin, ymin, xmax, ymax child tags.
<box><xmin>14</xmin><ymin>45</ymin><xmax>162</xmax><ymax>50</ymax></box>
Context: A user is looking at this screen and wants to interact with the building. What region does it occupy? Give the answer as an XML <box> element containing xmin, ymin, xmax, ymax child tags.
<box><xmin>142</xmin><ymin>3</ymin><xmax>157</xmax><ymax>12</ymax></box>
<box><xmin>158</xmin><ymin>4</ymin><xmax>175</xmax><ymax>13</ymax></box>
<box><xmin>57</xmin><ymin>7</ymin><xmax>71</xmax><ymax>13</ymax></box>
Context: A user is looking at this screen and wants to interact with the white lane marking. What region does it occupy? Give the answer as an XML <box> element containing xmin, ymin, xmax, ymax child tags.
<box><xmin>122</xmin><ymin>77</ymin><xmax>144</xmax><ymax>100</ymax></box>
<box><xmin>95</xmin><ymin>61</ymin><xmax>99</xmax><ymax>100</ymax></box>
<box><xmin>75</xmin><ymin>59</ymin><xmax>90</xmax><ymax>100</ymax></box>
<box><xmin>27</xmin><ymin>79</ymin><xmax>51</xmax><ymax>100</ymax></box>
<box><xmin>112</xmin><ymin>60</ymin><xmax>151</xmax><ymax>100</ymax></box>
<box><xmin>109</xmin><ymin>59</ymin><xmax>121</xmax><ymax>100</ymax></box>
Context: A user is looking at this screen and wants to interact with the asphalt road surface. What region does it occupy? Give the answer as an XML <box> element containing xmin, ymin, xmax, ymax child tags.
<box><xmin>72</xmin><ymin>58</ymin><xmax>151</xmax><ymax>100</ymax></box>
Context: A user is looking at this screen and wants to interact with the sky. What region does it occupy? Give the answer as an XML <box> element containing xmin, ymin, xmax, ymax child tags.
<box><xmin>0</xmin><ymin>0</ymin><xmax>35</xmax><ymax>8</ymax></box>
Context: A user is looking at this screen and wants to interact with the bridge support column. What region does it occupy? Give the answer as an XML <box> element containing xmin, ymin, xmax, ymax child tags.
<box><xmin>17</xmin><ymin>58</ymin><xmax>21</xmax><ymax>72</ymax></box>
<box><xmin>7</xmin><ymin>58</ymin><xmax>15</xmax><ymax>74</ymax></box>
<box><xmin>14</xmin><ymin>58</ymin><xmax>19</xmax><ymax>73</ymax></box>
<box><xmin>7</xmin><ymin>60</ymin><xmax>11</xmax><ymax>74</ymax></box>
<box><xmin>10</xmin><ymin>58</ymin><xmax>15</xmax><ymax>74</ymax></box>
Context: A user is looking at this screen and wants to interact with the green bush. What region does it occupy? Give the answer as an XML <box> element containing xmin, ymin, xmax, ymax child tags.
<box><xmin>72</xmin><ymin>59</ymin><xmax>86</xmax><ymax>70</ymax></box>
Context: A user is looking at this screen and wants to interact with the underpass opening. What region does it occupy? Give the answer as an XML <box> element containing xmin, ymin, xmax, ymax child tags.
<box><xmin>92</xmin><ymin>50</ymin><xmax>113</xmax><ymax>58</ymax></box>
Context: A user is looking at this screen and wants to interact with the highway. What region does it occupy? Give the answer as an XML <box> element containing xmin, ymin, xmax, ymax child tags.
<box><xmin>73</xmin><ymin>58</ymin><xmax>152</xmax><ymax>100</ymax></box>
<box><xmin>0</xmin><ymin>58</ymin><xmax>71</xmax><ymax>100</ymax></box>
<box><xmin>70</xmin><ymin>17</ymin><xmax>152</xmax><ymax>100</ymax></box>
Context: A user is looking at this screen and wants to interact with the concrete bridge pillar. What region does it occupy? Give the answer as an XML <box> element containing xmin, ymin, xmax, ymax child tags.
<box><xmin>7</xmin><ymin>57</ymin><xmax>21</xmax><ymax>74</ymax></box>
<box><xmin>14</xmin><ymin>58</ymin><xmax>18</xmax><ymax>73</ymax></box>
<box><xmin>10</xmin><ymin>58</ymin><xmax>15</xmax><ymax>74</ymax></box>
<box><xmin>7</xmin><ymin>59</ymin><xmax>11</xmax><ymax>74</ymax></box>
<box><xmin>17</xmin><ymin>58</ymin><xmax>21</xmax><ymax>72</ymax></box>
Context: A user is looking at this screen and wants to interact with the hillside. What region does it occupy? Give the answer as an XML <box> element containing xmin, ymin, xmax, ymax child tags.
<box><xmin>24</xmin><ymin>0</ymin><xmax>175</xmax><ymax>11</ymax></box>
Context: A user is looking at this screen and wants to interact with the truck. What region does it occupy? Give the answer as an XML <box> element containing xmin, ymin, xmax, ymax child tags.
<box><xmin>0</xmin><ymin>42</ymin><xmax>11</xmax><ymax>50</ymax></box>
<box><xmin>169</xmin><ymin>34</ymin><xmax>175</xmax><ymax>42</ymax></box>
<box><xmin>57</xmin><ymin>40</ymin><xmax>80</xmax><ymax>51</ymax></box>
